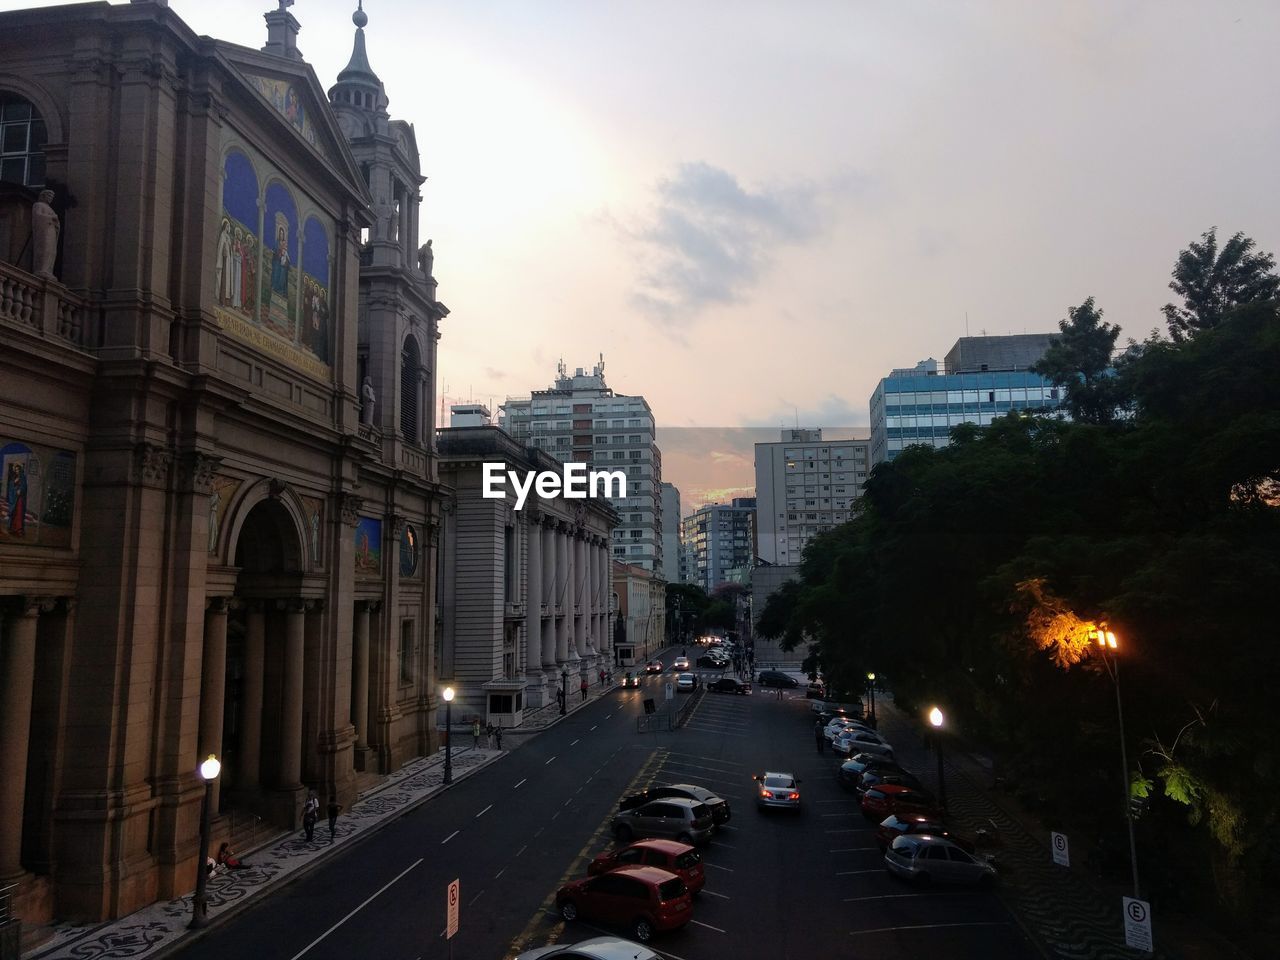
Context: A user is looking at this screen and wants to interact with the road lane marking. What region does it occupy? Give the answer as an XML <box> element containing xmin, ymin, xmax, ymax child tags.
<box><xmin>551</xmin><ymin>811</ymin><xmax>560</xmax><ymax>820</ymax></box>
<box><xmin>590</xmin><ymin>725</ymin><xmax>597</xmax><ymax>731</ymax></box>
<box><xmin>829</xmin><ymin>846</ymin><xmax>879</xmax><ymax>852</ymax></box>
<box><xmin>825</xmin><ymin>828</ymin><xmax>872</xmax><ymax>833</ymax></box>
<box><xmin>571</xmin><ymin>739</ymin><xmax>580</xmax><ymax>746</ymax></box>
<box><xmin>703</xmin><ymin>862</ymin><xmax>734</xmax><ymax>872</ymax></box>
<box><xmin>689</xmin><ymin>919</ymin><xmax>727</xmax><ymax>934</ymax></box>
<box><xmin>494</xmin><ymin>867</ymin><xmax>506</xmax><ymax>879</ymax></box>
<box><xmin>850</xmin><ymin>921</ymin><xmax>1013</xmax><ymax>937</ymax></box>
<box><xmin>441</xmin><ymin>830</ymin><xmax>459</xmax><ymax>844</ymax></box>
<box><xmin>666</xmin><ymin>754</ymin><xmax>743</xmax><ymax>767</ymax></box>
<box><xmin>513</xmin><ymin>778</ymin><xmax>527</xmax><ymax>789</ymax></box>
<box><xmin>836</xmin><ymin>869</ymin><xmax>884</xmax><ymax>875</ymax></box>
<box><xmin>821</xmin><ymin>812</ymin><xmax>863</xmax><ymax>817</ymax></box>
<box><xmin>516</xmin><ymin>844</ymin><xmax>528</xmax><ymax>857</ymax></box>
<box><xmin>700</xmin><ymin>889</ymin><xmax>731</xmax><ymax>899</ymax></box>
<box><xmin>468</xmin><ymin>889</ymin><xmax>485</xmax><ymax>906</ymax></box>
<box><xmin>534</xmin><ymin>828</ymin><xmax>545</xmax><ymax>837</ymax></box>
<box><xmin>475</xmin><ymin>804</ymin><xmax>492</xmax><ymax>819</ymax></box>
<box><xmin>708</xmin><ymin>841</ymin><xmax>734</xmax><ymax>850</ymax></box>
<box><xmin>605</xmin><ymin>714</ymin><xmax>612</xmax><ymax>719</ymax></box>
<box><xmin>545</xmin><ymin>756</ymin><xmax>557</xmax><ymax>765</ymax></box>
<box><xmin>843</xmin><ymin>892</ymin><xmax>982</xmax><ymax>903</ymax></box>
<box><xmin>564</xmin><ymin>798</ymin><xmax>573</xmax><ymax>806</ymax></box>
<box><xmin>683</xmin><ymin>726</ymin><xmax>748</xmax><ymax>737</ymax></box>
<box><xmin>287</xmin><ymin>857</ymin><xmax>422</xmax><ymax>960</ymax></box>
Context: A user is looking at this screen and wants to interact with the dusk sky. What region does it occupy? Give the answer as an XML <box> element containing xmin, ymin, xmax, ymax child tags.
<box><xmin>15</xmin><ymin>0</ymin><xmax>1280</xmax><ymax>509</ymax></box>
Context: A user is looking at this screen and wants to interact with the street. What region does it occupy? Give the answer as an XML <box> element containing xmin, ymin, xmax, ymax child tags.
<box><xmin>175</xmin><ymin>655</ymin><xmax>1038</xmax><ymax>960</ymax></box>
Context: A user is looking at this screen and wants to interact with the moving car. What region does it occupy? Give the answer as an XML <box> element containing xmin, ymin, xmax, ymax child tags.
<box><xmin>709</xmin><ymin>677</ymin><xmax>751</xmax><ymax>695</ymax></box>
<box><xmin>876</xmin><ymin>814</ymin><xmax>974</xmax><ymax>853</ymax></box>
<box><xmin>589</xmin><ymin>839</ymin><xmax>706</xmax><ymax>895</ymax></box>
<box><xmin>861</xmin><ymin>784</ymin><xmax>939</xmax><ymax>821</ymax></box>
<box><xmin>672</xmin><ymin>657</ymin><xmax>691</xmax><ymax>671</ymax></box>
<box><xmin>515</xmin><ymin>936</ymin><xmax>661</xmax><ymax>960</ymax></box>
<box><xmin>619</xmin><ymin>785</ymin><xmax>730</xmax><ymax>826</ymax></box>
<box><xmin>756</xmin><ymin>670</ymin><xmax>799</xmax><ymax>689</ymax></box>
<box><xmin>556</xmin><ymin>866</ymin><xmax>692</xmax><ymax>942</ymax></box>
<box><xmin>753</xmin><ymin>771</ymin><xmax>802</xmax><ymax>812</ymax></box>
<box><xmin>612</xmin><ymin>797</ymin><xmax>715</xmax><ymax>845</ymax></box>
<box><xmin>696</xmin><ymin>655</ymin><xmax>727</xmax><ymax>669</ymax></box>
<box><xmin>621</xmin><ymin>672</ymin><xmax>640</xmax><ymax>689</ymax></box>
<box><xmin>883</xmin><ymin>834</ymin><xmax>996</xmax><ymax>886</ymax></box>
<box><xmin>645</xmin><ymin>660</ymin><xmax>663</xmax><ymax>674</ymax></box>
<box><xmin>675</xmin><ymin>673</ymin><xmax>695</xmax><ymax>692</ymax></box>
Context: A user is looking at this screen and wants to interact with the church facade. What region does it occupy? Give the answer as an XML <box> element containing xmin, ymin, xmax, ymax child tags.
<box><xmin>0</xmin><ymin>0</ymin><xmax>447</xmax><ymax>926</ymax></box>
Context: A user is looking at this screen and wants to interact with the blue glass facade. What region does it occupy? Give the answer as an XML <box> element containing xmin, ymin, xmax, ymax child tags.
<box><xmin>870</xmin><ymin>370</ymin><xmax>1059</xmax><ymax>464</ymax></box>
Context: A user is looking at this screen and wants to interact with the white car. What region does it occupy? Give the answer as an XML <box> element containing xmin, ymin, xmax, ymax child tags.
<box><xmin>516</xmin><ymin>936</ymin><xmax>660</xmax><ymax>960</ymax></box>
<box><xmin>672</xmin><ymin>657</ymin><xmax>691</xmax><ymax>671</ymax></box>
<box><xmin>833</xmin><ymin>731</ymin><xmax>894</xmax><ymax>759</ymax></box>
<box><xmin>676</xmin><ymin>672</ymin><xmax>696</xmax><ymax>692</ymax></box>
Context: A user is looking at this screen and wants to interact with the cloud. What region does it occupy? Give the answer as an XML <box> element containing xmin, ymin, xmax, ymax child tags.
<box><xmin>747</xmin><ymin>393</ymin><xmax>870</xmax><ymax>429</ymax></box>
<box><xmin>617</xmin><ymin>162</ymin><xmax>827</xmax><ymax>323</ymax></box>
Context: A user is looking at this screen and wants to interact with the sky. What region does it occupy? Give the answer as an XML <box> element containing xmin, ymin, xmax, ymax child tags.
<box><xmin>11</xmin><ymin>0</ymin><xmax>1280</xmax><ymax>509</ymax></box>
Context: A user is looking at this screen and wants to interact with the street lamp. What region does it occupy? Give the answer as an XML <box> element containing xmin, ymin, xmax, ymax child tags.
<box><xmin>866</xmin><ymin>672</ymin><xmax>877</xmax><ymax>725</ymax></box>
<box><xmin>928</xmin><ymin>707</ymin><xmax>947</xmax><ymax>812</ymax></box>
<box><xmin>442</xmin><ymin>686</ymin><xmax>455</xmax><ymax>785</ymax></box>
<box><xmin>1092</xmin><ymin>625</ymin><xmax>1140</xmax><ymax>900</ymax></box>
<box><xmin>560</xmin><ymin>667</ymin><xmax>569</xmax><ymax>715</ymax></box>
<box><xmin>189</xmin><ymin>753</ymin><xmax>221</xmax><ymax>929</ymax></box>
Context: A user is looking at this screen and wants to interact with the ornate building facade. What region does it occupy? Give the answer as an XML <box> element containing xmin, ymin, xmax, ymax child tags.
<box><xmin>0</xmin><ymin>0</ymin><xmax>446</xmax><ymax>928</ymax></box>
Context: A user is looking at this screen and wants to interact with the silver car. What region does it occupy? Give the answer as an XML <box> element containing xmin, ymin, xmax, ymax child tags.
<box><xmin>753</xmin><ymin>771</ymin><xmax>802</xmax><ymax>812</ymax></box>
<box><xmin>884</xmin><ymin>834</ymin><xmax>997</xmax><ymax>886</ymax></box>
<box><xmin>516</xmin><ymin>936</ymin><xmax>660</xmax><ymax>960</ymax></box>
<box><xmin>612</xmin><ymin>797</ymin><xmax>714</xmax><ymax>845</ymax></box>
<box><xmin>832</xmin><ymin>731</ymin><xmax>894</xmax><ymax>759</ymax></box>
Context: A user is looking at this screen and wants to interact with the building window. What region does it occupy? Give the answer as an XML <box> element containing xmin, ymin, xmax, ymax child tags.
<box><xmin>399</xmin><ymin>620</ymin><xmax>415</xmax><ymax>682</ymax></box>
<box><xmin>400</xmin><ymin>337</ymin><xmax>421</xmax><ymax>441</ymax></box>
<box><xmin>0</xmin><ymin>93</ymin><xmax>48</xmax><ymax>187</ymax></box>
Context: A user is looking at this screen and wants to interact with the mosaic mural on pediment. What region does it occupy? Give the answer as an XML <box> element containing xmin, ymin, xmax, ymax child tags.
<box><xmin>208</xmin><ymin>475</ymin><xmax>242</xmax><ymax>554</ymax></box>
<box><xmin>0</xmin><ymin>438</ymin><xmax>76</xmax><ymax>548</ymax></box>
<box><xmin>242</xmin><ymin>74</ymin><xmax>335</xmax><ymax>162</ymax></box>
<box><xmin>216</xmin><ymin>140</ymin><xmax>334</xmax><ymax>381</ymax></box>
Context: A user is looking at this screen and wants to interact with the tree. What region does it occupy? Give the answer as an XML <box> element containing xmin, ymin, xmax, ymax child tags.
<box><xmin>1162</xmin><ymin>227</ymin><xmax>1279</xmax><ymax>342</ymax></box>
<box><xmin>1033</xmin><ymin>296</ymin><xmax>1128</xmax><ymax>424</ymax></box>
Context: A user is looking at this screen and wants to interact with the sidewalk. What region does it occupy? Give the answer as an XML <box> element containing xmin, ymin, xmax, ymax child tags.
<box><xmin>25</xmin><ymin>679</ymin><xmax>620</xmax><ymax>960</ymax></box>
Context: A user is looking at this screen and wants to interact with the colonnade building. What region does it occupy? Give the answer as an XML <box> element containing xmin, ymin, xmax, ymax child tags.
<box><xmin>0</xmin><ymin>0</ymin><xmax>447</xmax><ymax>927</ymax></box>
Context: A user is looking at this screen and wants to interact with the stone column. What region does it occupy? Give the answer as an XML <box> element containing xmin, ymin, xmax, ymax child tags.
<box><xmin>541</xmin><ymin>522</ymin><xmax>557</xmax><ymax>669</ymax></box>
<box><xmin>525</xmin><ymin>515</ymin><xmax>542</xmax><ymax>676</ymax></box>
<box><xmin>198</xmin><ymin>597</ymin><xmax>228</xmax><ymax>812</ymax></box>
<box><xmin>239</xmin><ymin>602</ymin><xmax>265</xmax><ymax>792</ymax></box>
<box><xmin>573</xmin><ymin>533</ymin><xmax>587</xmax><ymax>661</ymax></box>
<box><xmin>279</xmin><ymin>600</ymin><xmax>306</xmax><ymax>790</ymax></box>
<box><xmin>352</xmin><ymin>601</ymin><xmax>371</xmax><ymax>750</ymax></box>
<box><xmin>0</xmin><ymin>599</ymin><xmax>41</xmax><ymax>880</ymax></box>
<box><xmin>588</xmin><ymin>537</ymin><xmax>599</xmax><ymax>655</ymax></box>
<box><xmin>555</xmin><ymin>524</ymin><xmax>570</xmax><ymax>663</ymax></box>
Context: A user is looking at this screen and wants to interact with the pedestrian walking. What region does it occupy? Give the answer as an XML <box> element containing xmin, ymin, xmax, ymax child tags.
<box><xmin>556</xmin><ymin>686</ymin><xmax>566</xmax><ymax>713</ymax></box>
<box><xmin>580</xmin><ymin>676</ymin><xmax>589</xmax><ymax>702</ymax></box>
<box><xmin>814</xmin><ymin>719</ymin><xmax>826</xmax><ymax>754</ymax></box>
<box><xmin>327</xmin><ymin>798</ymin><xmax>341</xmax><ymax>839</ymax></box>
<box><xmin>472</xmin><ymin>718</ymin><xmax>481</xmax><ymax>749</ymax></box>
<box><xmin>598</xmin><ymin>669</ymin><xmax>605</xmax><ymax>686</ymax></box>
<box><xmin>302</xmin><ymin>791</ymin><xmax>319</xmax><ymax>842</ymax></box>
<box><xmin>494</xmin><ymin>724</ymin><xmax>503</xmax><ymax>750</ymax></box>
<box><xmin>485</xmin><ymin>723</ymin><xmax>495</xmax><ymax>749</ymax></box>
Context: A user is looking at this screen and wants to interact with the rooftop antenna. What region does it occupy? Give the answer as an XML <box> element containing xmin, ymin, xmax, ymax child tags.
<box><xmin>965</xmin><ymin>311</ymin><xmax>969</xmax><ymax>337</ymax></box>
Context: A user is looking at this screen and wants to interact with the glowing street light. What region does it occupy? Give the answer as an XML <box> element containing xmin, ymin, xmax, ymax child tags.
<box><xmin>928</xmin><ymin>707</ymin><xmax>947</xmax><ymax>811</ymax></box>
<box><xmin>442</xmin><ymin>686</ymin><xmax>455</xmax><ymax>785</ymax></box>
<box><xmin>189</xmin><ymin>753</ymin><xmax>221</xmax><ymax>929</ymax></box>
<box><xmin>866</xmin><ymin>672</ymin><xmax>877</xmax><ymax>724</ymax></box>
<box><xmin>1090</xmin><ymin>624</ymin><xmax>1140</xmax><ymax>899</ymax></box>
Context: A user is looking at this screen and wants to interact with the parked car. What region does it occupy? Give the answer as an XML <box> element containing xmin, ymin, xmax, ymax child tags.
<box><xmin>709</xmin><ymin>677</ymin><xmax>751</xmax><ymax>695</ymax></box>
<box><xmin>556</xmin><ymin>866</ymin><xmax>692</xmax><ymax>942</ymax></box>
<box><xmin>838</xmin><ymin>755</ymin><xmax>902</xmax><ymax>791</ymax></box>
<box><xmin>876</xmin><ymin>814</ymin><xmax>973</xmax><ymax>853</ymax></box>
<box><xmin>753</xmin><ymin>771</ymin><xmax>802</xmax><ymax>812</ymax></box>
<box><xmin>645</xmin><ymin>660</ymin><xmax>663</xmax><ymax>674</ymax></box>
<box><xmin>612</xmin><ymin>797</ymin><xmax>715</xmax><ymax>845</ymax></box>
<box><xmin>857</xmin><ymin>769</ymin><xmax>926</xmax><ymax>797</ymax></box>
<box><xmin>672</xmin><ymin>657</ymin><xmax>691</xmax><ymax>671</ymax></box>
<box><xmin>883</xmin><ymin>834</ymin><xmax>996</xmax><ymax>886</ymax></box>
<box><xmin>589</xmin><ymin>839</ymin><xmax>706</xmax><ymax>895</ymax></box>
<box><xmin>832</xmin><ymin>731</ymin><xmax>894</xmax><ymax>760</ymax></box>
<box><xmin>756</xmin><ymin>670</ymin><xmax>799</xmax><ymax>689</ymax></box>
<box><xmin>861</xmin><ymin>784</ymin><xmax>939</xmax><ymax>821</ymax></box>
<box><xmin>620</xmin><ymin>784</ymin><xmax>730</xmax><ymax>826</ymax></box>
<box><xmin>675</xmin><ymin>673</ymin><xmax>695</xmax><ymax>692</ymax></box>
<box><xmin>805</xmin><ymin>680</ymin><xmax>825</xmax><ymax>699</ymax></box>
<box><xmin>825</xmin><ymin>718</ymin><xmax>876</xmax><ymax>740</ymax></box>
<box><xmin>621</xmin><ymin>672</ymin><xmax>640</xmax><ymax>689</ymax></box>
<box><xmin>515</xmin><ymin>936</ymin><xmax>661</xmax><ymax>960</ymax></box>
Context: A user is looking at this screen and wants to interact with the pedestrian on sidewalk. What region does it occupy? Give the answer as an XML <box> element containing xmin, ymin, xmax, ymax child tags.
<box><xmin>485</xmin><ymin>723</ymin><xmax>495</xmax><ymax>749</ymax></box>
<box><xmin>494</xmin><ymin>724</ymin><xmax>503</xmax><ymax>750</ymax></box>
<box><xmin>327</xmin><ymin>798</ymin><xmax>341</xmax><ymax>839</ymax></box>
<box><xmin>302</xmin><ymin>791</ymin><xmax>319</xmax><ymax>842</ymax></box>
<box><xmin>580</xmin><ymin>676</ymin><xmax>589</xmax><ymax>702</ymax></box>
<box><xmin>814</xmin><ymin>719</ymin><xmax>826</xmax><ymax>754</ymax></box>
<box><xmin>472</xmin><ymin>718</ymin><xmax>481</xmax><ymax>749</ymax></box>
<box><xmin>556</xmin><ymin>686</ymin><xmax>566</xmax><ymax>713</ymax></box>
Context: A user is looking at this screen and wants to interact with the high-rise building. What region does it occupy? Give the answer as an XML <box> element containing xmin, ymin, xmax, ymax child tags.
<box><xmin>500</xmin><ymin>360</ymin><xmax>664</xmax><ymax>573</ymax></box>
<box><xmin>869</xmin><ymin>334</ymin><xmax>1060</xmax><ymax>465</ymax></box>
<box><xmin>681</xmin><ymin>498</ymin><xmax>756</xmax><ymax>593</ymax></box>
<box><xmin>754</xmin><ymin>430</ymin><xmax>870</xmax><ymax>565</ymax></box>
<box><xmin>660</xmin><ymin>482</ymin><xmax>682</xmax><ymax>583</ymax></box>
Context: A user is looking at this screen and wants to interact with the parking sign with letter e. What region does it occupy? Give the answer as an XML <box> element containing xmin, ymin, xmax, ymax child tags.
<box><xmin>446</xmin><ymin>878</ymin><xmax>460</xmax><ymax>939</ymax></box>
<box><xmin>1051</xmin><ymin>831</ymin><xmax>1069</xmax><ymax>867</ymax></box>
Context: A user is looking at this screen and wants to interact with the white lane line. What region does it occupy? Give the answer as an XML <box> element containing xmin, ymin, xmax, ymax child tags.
<box><xmin>829</xmin><ymin>847</ymin><xmax>879</xmax><ymax>853</ymax></box>
<box><xmin>468</xmin><ymin>889</ymin><xmax>485</xmax><ymax>906</ymax></box>
<box><xmin>288</xmin><ymin>857</ymin><xmax>423</xmax><ymax>960</ymax></box>
<box><xmin>475</xmin><ymin>804</ymin><xmax>493</xmax><ymax>819</ymax></box>
<box><xmin>516</xmin><ymin>844</ymin><xmax>528</xmax><ymax>857</ymax></box>
<box><xmin>605</xmin><ymin>714</ymin><xmax>612</xmax><ymax>719</ymax></box>
<box><xmin>534</xmin><ymin>828</ymin><xmax>545</xmax><ymax>838</ymax></box>
<box><xmin>590</xmin><ymin>725</ymin><xmax>597</xmax><ymax>731</ymax></box>
<box><xmin>717</xmin><ymin>824</ymin><xmax>738</xmax><ymax>831</ymax></box>
<box><xmin>571</xmin><ymin>739</ymin><xmax>580</xmax><ymax>746</ymax></box>
<box><xmin>703</xmin><ymin>862</ymin><xmax>734</xmax><ymax>872</ymax></box>
<box><xmin>564</xmin><ymin>798</ymin><xmax>573</xmax><ymax>807</ymax></box>
<box><xmin>825</xmin><ymin>828</ymin><xmax>872</xmax><ymax>834</ymax></box>
<box><xmin>545</xmin><ymin>756</ymin><xmax>557</xmax><ymax>765</ymax></box>
<box><xmin>654</xmin><ymin>771</ymin><xmax>742</xmax><ymax>789</ymax></box>
<box><xmin>836</xmin><ymin>869</ymin><xmax>884</xmax><ymax>876</ymax></box>
<box><xmin>843</xmin><ymin>892</ymin><xmax>982</xmax><ymax>903</ymax></box>
<box><xmin>494</xmin><ymin>867</ymin><xmax>506</xmax><ymax>879</ymax></box>
<box><xmin>441</xmin><ymin>830</ymin><xmax>459</xmax><ymax>844</ymax></box>
<box><xmin>513</xmin><ymin>778</ymin><xmax>527</xmax><ymax>789</ymax></box>
<box><xmin>688</xmin><ymin>919</ymin><xmax>727</xmax><ymax>934</ymax></box>
<box><xmin>682</xmin><ymin>726</ymin><xmax>748</xmax><ymax>738</ymax></box>
<box><xmin>661</xmin><ymin>759</ymin><xmax>747</xmax><ymax>775</ymax></box>
<box><xmin>821</xmin><ymin>812</ymin><xmax>863</xmax><ymax>817</ymax></box>
<box><xmin>551</xmin><ymin>811</ymin><xmax>560</xmax><ymax>820</ymax></box>
<box><xmin>817</xmin><ymin>799</ymin><xmax>858</xmax><ymax>804</ymax></box>
<box><xmin>700</xmin><ymin>889</ymin><xmax>731</xmax><ymax>900</ymax></box>
<box><xmin>708</xmin><ymin>841</ymin><xmax>734</xmax><ymax>850</ymax></box>
<box><xmin>850</xmin><ymin>921</ymin><xmax>1012</xmax><ymax>937</ymax></box>
<box><xmin>666</xmin><ymin>754</ymin><xmax>744</xmax><ymax>768</ymax></box>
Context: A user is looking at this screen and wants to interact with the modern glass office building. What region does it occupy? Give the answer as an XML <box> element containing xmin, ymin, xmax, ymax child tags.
<box><xmin>869</xmin><ymin>336</ymin><xmax>1061</xmax><ymax>465</ymax></box>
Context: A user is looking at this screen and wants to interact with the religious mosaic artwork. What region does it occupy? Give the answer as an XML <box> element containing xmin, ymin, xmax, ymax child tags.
<box><xmin>216</xmin><ymin>144</ymin><xmax>333</xmax><ymax>379</ymax></box>
<box><xmin>354</xmin><ymin>516</ymin><xmax>381</xmax><ymax>576</ymax></box>
<box><xmin>244</xmin><ymin>74</ymin><xmax>319</xmax><ymax>149</ymax></box>
<box><xmin>208</xmin><ymin>475</ymin><xmax>242</xmax><ymax>554</ymax></box>
<box><xmin>399</xmin><ymin>522</ymin><xmax>419</xmax><ymax>577</ymax></box>
<box><xmin>0</xmin><ymin>439</ymin><xmax>76</xmax><ymax>547</ymax></box>
<box><xmin>301</xmin><ymin>495</ymin><xmax>323</xmax><ymax>567</ymax></box>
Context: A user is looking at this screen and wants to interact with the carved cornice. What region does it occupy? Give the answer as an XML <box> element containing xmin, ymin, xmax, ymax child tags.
<box><xmin>206</xmin><ymin>596</ymin><xmax>229</xmax><ymax>613</ymax></box>
<box><xmin>390</xmin><ymin>514</ymin><xmax>407</xmax><ymax>539</ymax></box>
<box><xmin>179</xmin><ymin>452</ymin><xmax>222</xmax><ymax>494</ymax></box>
<box><xmin>269</xmin><ymin>478</ymin><xmax>288</xmax><ymax>500</ymax></box>
<box><xmin>340</xmin><ymin>493</ymin><xmax>364</xmax><ymax>527</ymax></box>
<box><xmin>135</xmin><ymin>443</ymin><xmax>172</xmax><ymax>489</ymax></box>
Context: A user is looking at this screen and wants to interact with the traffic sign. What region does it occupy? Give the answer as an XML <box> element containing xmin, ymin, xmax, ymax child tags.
<box><xmin>1122</xmin><ymin>896</ymin><xmax>1152</xmax><ymax>952</ymax></box>
<box><xmin>1051</xmin><ymin>831</ymin><xmax>1070</xmax><ymax>867</ymax></box>
<box><xmin>664</xmin><ymin>682</ymin><xmax>674</xmax><ymax>701</ymax></box>
<box><xmin>446</xmin><ymin>878</ymin><xmax>460</xmax><ymax>939</ymax></box>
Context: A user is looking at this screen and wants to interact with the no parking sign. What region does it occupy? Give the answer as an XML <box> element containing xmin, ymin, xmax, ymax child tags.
<box><xmin>1051</xmin><ymin>831</ymin><xmax>1069</xmax><ymax>867</ymax></box>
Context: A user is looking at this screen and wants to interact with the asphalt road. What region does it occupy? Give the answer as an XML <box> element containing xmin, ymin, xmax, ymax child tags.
<box><xmin>175</xmin><ymin>652</ymin><xmax>1040</xmax><ymax>960</ymax></box>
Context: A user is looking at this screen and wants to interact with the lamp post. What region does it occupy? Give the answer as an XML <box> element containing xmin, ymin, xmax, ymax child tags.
<box><xmin>866</xmin><ymin>672</ymin><xmax>877</xmax><ymax>725</ymax></box>
<box><xmin>1092</xmin><ymin>626</ymin><xmax>1140</xmax><ymax>899</ymax></box>
<box><xmin>928</xmin><ymin>707</ymin><xmax>947</xmax><ymax>812</ymax></box>
<box><xmin>189</xmin><ymin>753</ymin><xmax>221</xmax><ymax>929</ymax></box>
<box><xmin>442</xmin><ymin>686</ymin><xmax>455</xmax><ymax>785</ymax></box>
<box><xmin>560</xmin><ymin>667</ymin><xmax>569</xmax><ymax>715</ymax></box>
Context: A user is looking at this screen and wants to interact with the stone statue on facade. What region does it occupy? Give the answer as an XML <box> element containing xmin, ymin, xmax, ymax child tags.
<box><xmin>418</xmin><ymin>239</ymin><xmax>433</xmax><ymax>278</ymax></box>
<box><xmin>360</xmin><ymin>376</ymin><xmax>377</xmax><ymax>425</ymax></box>
<box><xmin>32</xmin><ymin>189</ymin><xmax>60</xmax><ymax>279</ymax></box>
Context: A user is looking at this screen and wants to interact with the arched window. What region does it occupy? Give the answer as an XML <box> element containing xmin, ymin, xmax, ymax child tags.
<box><xmin>0</xmin><ymin>93</ymin><xmax>48</xmax><ymax>187</ymax></box>
<box><xmin>401</xmin><ymin>336</ymin><xmax>421</xmax><ymax>442</ymax></box>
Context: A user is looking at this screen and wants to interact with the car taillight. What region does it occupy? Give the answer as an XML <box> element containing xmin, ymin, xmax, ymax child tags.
<box><xmin>761</xmin><ymin>790</ymin><xmax>772</xmax><ymax>798</ymax></box>
<box><xmin>788</xmin><ymin>792</ymin><xmax>800</xmax><ymax>800</ymax></box>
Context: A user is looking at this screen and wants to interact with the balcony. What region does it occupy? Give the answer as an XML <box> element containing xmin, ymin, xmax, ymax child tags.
<box><xmin>1</xmin><ymin>259</ymin><xmax>91</xmax><ymax>350</ymax></box>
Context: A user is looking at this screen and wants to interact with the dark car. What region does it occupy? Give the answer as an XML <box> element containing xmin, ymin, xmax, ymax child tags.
<box><xmin>858</xmin><ymin>769</ymin><xmax>926</xmax><ymax>797</ymax></box>
<box><xmin>756</xmin><ymin>670</ymin><xmax>799</xmax><ymax>689</ymax></box>
<box><xmin>837</xmin><ymin>755</ymin><xmax>902</xmax><ymax>791</ymax></box>
<box><xmin>588</xmin><ymin>839</ymin><xmax>705</xmax><ymax>895</ymax></box>
<box><xmin>696</xmin><ymin>655</ymin><xmax>727</xmax><ymax>669</ymax></box>
<box><xmin>876</xmin><ymin>814</ymin><xmax>975</xmax><ymax>853</ymax></box>
<box><xmin>620</xmin><ymin>784</ymin><xmax>731</xmax><ymax>825</ymax></box>
<box><xmin>861</xmin><ymin>784</ymin><xmax>940</xmax><ymax>821</ymax></box>
<box><xmin>708</xmin><ymin>677</ymin><xmax>751</xmax><ymax>695</ymax></box>
<box><xmin>805</xmin><ymin>681</ymin><xmax>825</xmax><ymax>699</ymax></box>
<box><xmin>621</xmin><ymin>672</ymin><xmax>640</xmax><ymax>689</ymax></box>
<box><xmin>556</xmin><ymin>865</ymin><xmax>692</xmax><ymax>942</ymax></box>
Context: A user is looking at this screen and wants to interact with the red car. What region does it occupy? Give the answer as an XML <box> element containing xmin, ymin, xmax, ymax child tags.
<box><xmin>861</xmin><ymin>784</ymin><xmax>939</xmax><ymax>821</ymax></box>
<box><xmin>588</xmin><ymin>838</ymin><xmax>705</xmax><ymax>895</ymax></box>
<box><xmin>556</xmin><ymin>865</ymin><xmax>692</xmax><ymax>943</ymax></box>
<box><xmin>876</xmin><ymin>813</ymin><xmax>973</xmax><ymax>852</ymax></box>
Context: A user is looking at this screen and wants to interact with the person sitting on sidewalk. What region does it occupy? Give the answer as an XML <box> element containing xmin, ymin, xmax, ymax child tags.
<box><xmin>216</xmin><ymin>842</ymin><xmax>251</xmax><ymax>870</ymax></box>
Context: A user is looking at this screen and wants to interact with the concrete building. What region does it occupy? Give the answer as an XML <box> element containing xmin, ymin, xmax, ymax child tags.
<box><xmin>500</xmin><ymin>359</ymin><xmax>664</xmax><ymax>573</ymax></box>
<box><xmin>755</xmin><ymin>430</ymin><xmax>870</xmax><ymax>566</ymax></box>
<box><xmin>681</xmin><ymin>498</ymin><xmax>756</xmax><ymax>593</ymax></box>
<box><xmin>611</xmin><ymin>561</ymin><xmax>666</xmax><ymax>666</ymax></box>
<box><xmin>0</xmin><ymin>1</ymin><xmax>447</xmax><ymax>926</ymax></box>
<box><xmin>449</xmin><ymin>403</ymin><xmax>491</xmax><ymax>427</ymax></box>
<box><xmin>751</xmin><ymin>563</ymin><xmax>805</xmax><ymax>666</ymax></box>
<box><xmin>659</xmin><ymin>482</ymin><xmax>682</xmax><ymax>584</ymax></box>
<box><xmin>436</xmin><ymin>427</ymin><xmax>616</xmax><ymax>722</ymax></box>
<box><xmin>870</xmin><ymin>334</ymin><xmax>1060</xmax><ymax>465</ymax></box>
